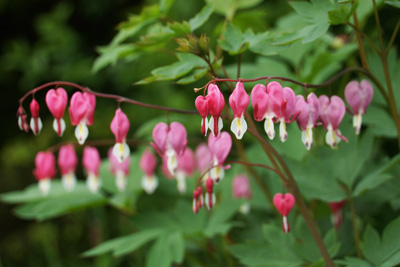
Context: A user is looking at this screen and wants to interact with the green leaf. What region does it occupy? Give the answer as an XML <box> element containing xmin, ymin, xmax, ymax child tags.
<box><xmin>335</xmin><ymin>257</ymin><xmax>372</xmax><ymax>267</ymax></box>
<box><xmin>167</xmin><ymin>21</ymin><xmax>191</xmax><ymax>35</ymax></box>
<box><xmin>328</xmin><ymin>5</ymin><xmax>351</xmax><ymax>25</ymax></box>
<box><xmin>205</xmin><ymin>0</ymin><xmax>262</xmax><ymax>19</ymax></box>
<box><xmin>169</xmin><ymin>232</ymin><xmax>185</xmax><ymax>263</ymax></box>
<box><xmin>146</xmin><ymin>232</ymin><xmax>184</xmax><ymax>267</ymax></box>
<box><xmin>218</xmin><ymin>22</ymin><xmax>249</xmax><ymax>55</ymax></box>
<box><xmin>301</xmin><ymin>23</ymin><xmax>330</xmax><ymax>43</ymax></box>
<box><xmin>353</xmin><ymin>154</ymin><xmax>400</xmax><ymax>196</ymax></box>
<box><xmin>362</xmin><ymin>225</ymin><xmax>381</xmax><ymax>265</ymax></box>
<box><xmin>159</xmin><ymin>0</ymin><xmax>175</xmax><ymax>14</ymax></box>
<box><xmin>175</xmin><ymin>68</ymin><xmax>208</xmax><ymax>84</ymax></box>
<box><xmin>380</xmin><ymin>216</ymin><xmax>400</xmax><ymax>266</ymax></box>
<box><xmin>188</xmin><ymin>4</ymin><xmax>213</xmax><ymax>31</ymax></box>
<box><xmin>92</xmin><ymin>44</ymin><xmax>138</xmax><ymax>73</ymax></box>
<box><xmin>83</xmin><ymin>228</ymin><xmax>163</xmax><ymax>257</ymax></box>
<box><xmin>385</xmin><ymin>0</ymin><xmax>400</xmax><ymax>8</ymax></box>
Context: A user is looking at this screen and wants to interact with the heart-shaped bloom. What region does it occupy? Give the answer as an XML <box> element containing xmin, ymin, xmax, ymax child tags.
<box><xmin>208</xmin><ymin>131</ymin><xmax>232</xmax><ymax>183</ymax></box>
<box><xmin>83</xmin><ymin>146</ymin><xmax>101</xmax><ymax>193</ymax></box>
<box><xmin>195</xmin><ymin>143</ymin><xmax>212</xmax><ymax>173</ymax></box>
<box><xmin>273</xmin><ymin>193</ymin><xmax>295</xmax><ymax>234</ymax></box>
<box><xmin>329</xmin><ymin>200</ymin><xmax>346</xmax><ymax>230</ymax></box>
<box><xmin>108</xmin><ymin>148</ymin><xmax>130</xmax><ymax>192</ymax></box>
<box><xmin>273</xmin><ymin>85</ymin><xmax>298</xmax><ymax>142</ymax></box>
<box><xmin>175</xmin><ymin>148</ymin><xmax>195</xmax><ymax>194</ymax></box>
<box><xmin>140</xmin><ymin>149</ymin><xmax>158</xmax><ymax>194</ymax></box>
<box><xmin>69</xmin><ymin>92</ymin><xmax>96</xmax><ymax>145</ymax></box>
<box><xmin>151</xmin><ymin>122</ymin><xmax>187</xmax><ymax>176</ymax></box>
<box><xmin>319</xmin><ymin>95</ymin><xmax>347</xmax><ymax>149</ymax></box>
<box><xmin>192</xmin><ymin>186</ymin><xmax>204</xmax><ymax>214</ymax></box>
<box><xmin>110</xmin><ymin>108</ymin><xmax>130</xmax><ymax>163</ymax></box>
<box><xmin>295</xmin><ymin>93</ymin><xmax>319</xmax><ymax>150</ymax></box>
<box><xmin>233</xmin><ymin>174</ymin><xmax>252</xmax><ymax>214</ymax></box>
<box><xmin>229</xmin><ymin>82</ymin><xmax>249</xmax><ymax>139</ymax></box>
<box><xmin>33</xmin><ymin>151</ymin><xmax>56</xmax><ymax>195</ymax></box>
<box><xmin>344</xmin><ymin>80</ymin><xmax>373</xmax><ymax>135</ymax></box>
<box><xmin>46</xmin><ymin>88</ymin><xmax>68</xmax><ymax>137</ymax></box>
<box><xmin>205</xmin><ymin>177</ymin><xmax>216</xmax><ymax>210</ymax></box>
<box><xmin>58</xmin><ymin>144</ymin><xmax>78</xmax><ymax>191</ymax></box>
<box><xmin>250</xmin><ymin>82</ymin><xmax>283</xmax><ymax>140</ymax></box>
<box><xmin>195</xmin><ymin>95</ymin><xmax>209</xmax><ymax>136</ymax></box>
<box><xmin>30</xmin><ymin>99</ymin><xmax>43</xmax><ymax>135</ymax></box>
<box><xmin>17</xmin><ymin>106</ymin><xmax>30</xmax><ymax>132</ymax></box>
<box><xmin>206</xmin><ymin>84</ymin><xmax>225</xmax><ymax>137</ymax></box>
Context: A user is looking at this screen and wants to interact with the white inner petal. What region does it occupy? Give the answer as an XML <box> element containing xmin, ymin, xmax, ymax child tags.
<box><xmin>141</xmin><ymin>175</ymin><xmax>158</xmax><ymax>194</ymax></box>
<box><xmin>38</xmin><ymin>178</ymin><xmax>51</xmax><ymax>196</ymax></box>
<box><xmin>353</xmin><ymin>114</ymin><xmax>362</xmax><ymax>135</ymax></box>
<box><xmin>231</xmin><ymin>116</ymin><xmax>247</xmax><ymax>140</ymax></box>
<box><xmin>116</xmin><ymin>171</ymin><xmax>127</xmax><ymax>192</ymax></box>
<box><xmin>264</xmin><ymin>117</ymin><xmax>275</xmax><ymax>140</ymax></box>
<box><xmin>279</xmin><ymin>120</ymin><xmax>288</xmax><ymax>143</ymax></box>
<box><xmin>62</xmin><ymin>172</ymin><xmax>76</xmax><ymax>191</ymax></box>
<box><xmin>112</xmin><ymin>142</ymin><xmax>130</xmax><ymax>163</ymax></box>
<box><xmin>75</xmin><ymin>122</ymin><xmax>89</xmax><ymax>145</ymax></box>
<box><xmin>176</xmin><ymin>171</ymin><xmax>187</xmax><ymax>194</ymax></box>
<box><xmin>87</xmin><ymin>173</ymin><xmax>101</xmax><ymax>193</ymax></box>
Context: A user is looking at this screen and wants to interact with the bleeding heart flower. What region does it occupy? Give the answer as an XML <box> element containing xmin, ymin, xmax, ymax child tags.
<box><xmin>273</xmin><ymin>86</ymin><xmax>298</xmax><ymax>142</ymax></box>
<box><xmin>192</xmin><ymin>186</ymin><xmax>204</xmax><ymax>214</ymax></box>
<box><xmin>294</xmin><ymin>93</ymin><xmax>319</xmax><ymax>150</ymax></box>
<box><xmin>58</xmin><ymin>144</ymin><xmax>78</xmax><ymax>191</ymax></box>
<box><xmin>329</xmin><ymin>200</ymin><xmax>346</xmax><ymax>230</ymax></box>
<box><xmin>46</xmin><ymin>88</ymin><xmax>68</xmax><ymax>136</ymax></box>
<box><xmin>319</xmin><ymin>95</ymin><xmax>347</xmax><ymax>149</ymax></box>
<box><xmin>273</xmin><ymin>193</ymin><xmax>295</xmax><ymax>234</ymax></box>
<box><xmin>69</xmin><ymin>92</ymin><xmax>96</xmax><ymax>145</ymax></box>
<box><xmin>140</xmin><ymin>149</ymin><xmax>158</xmax><ymax>194</ymax></box>
<box><xmin>175</xmin><ymin>148</ymin><xmax>195</xmax><ymax>194</ymax></box>
<box><xmin>345</xmin><ymin>80</ymin><xmax>373</xmax><ymax>135</ymax></box>
<box><xmin>108</xmin><ymin>148</ymin><xmax>130</xmax><ymax>192</ymax></box>
<box><xmin>151</xmin><ymin>122</ymin><xmax>187</xmax><ymax>176</ymax></box>
<box><xmin>110</xmin><ymin>108</ymin><xmax>130</xmax><ymax>163</ymax></box>
<box><xmin>195</xmin><ymin>95</ymin><xmax>209</xmax><ymax>136</ymax></box>
<box><xmin>250</xmin><ymin>82</ymin><xmax>283</xmax><ymax>140</ymax></box>
<box><xmin>206</xmin><ymin>84</ymin><xmax>225</xmax><ymax>137</ymax></box>
<box><xmin>229</xmin><ymin>82</ymin><xmax>249</xmax><ymax>139</ymax></box>
<box><xmin>17</xmin><ymin>106</ymin><xmax>30</xmax><ymax>132</ymax></box>
<box><xmin>83</xmin><ymin>146</ymin><xmax>101</xmax><ymax>193</ymax></box>
<box><xmin>233</xmin><ymin>174</ymin><xmax>252</xmax><ymax>214</ymax></box>
<box><xmin>30</xmin><ymin>99</ymin><xmax>43</xmax><ymax>135</ymax></box>
<box><xmin>195</xmin><ymin>143</ymin><xmax>212</xmax><ymax>173</ymax></box>
<box><xmin>33</xmin><ymin>151</ymin><xmax>56</xmax><ymax>195</ymax></box>
<box><xmin>205</xmin><ymin>177</ymin><xmax>216</xmax><ymax>210</ymax></box>
<box><xmin>208</xmin><ymin>131</ymin><xmax>232</xmax><ymax>183</ymax></box>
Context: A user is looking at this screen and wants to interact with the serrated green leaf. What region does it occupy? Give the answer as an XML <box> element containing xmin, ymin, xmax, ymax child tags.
<box><xmin>380</xmin><ymin>216</ymin><xmax>400</xmax><ymax>265</ymax></box>
<box><xmin>335</xmin><ymin>257</ymin><xmax>372</xmax><ymax>267</ymax></box>
<box><xmin>169</xmin><ymin>232</ymin><xmax>185</xmax><ymax>263</ymax></box>
<box><xmin>189</xmin><ymin>4</ymin><xmax>213</xmax><ymax>31</ymax></box>
<box><xmin>385</xmin><ymin>0</ymin><xmax>400</xmax><ymax>8</ymax></box>
<box><xmin>92</xmin><ymin>44</ymin><xmax>138</xmax><ymax>73</ymax></box>
<box><xmin>362</xmin><ymin>225</ymin><xmax>381</xmax><ymax>264</ymax></box>
<box><xmin>146</xmin><ymin>234</ymin><xmax>171</xmax><ymax>267</ymax></box>
<box><xmin>176</xmin><ymin>68</ymin><xmax>208</xmax><ymax>84</ymax></box>
<box><xmin>328</xmin><ymin>5</ymin><xmax>351</xmax><ymax>25</ymax></box>
<box><xmin>301</xmin><ymin>23</ymin><xmax>330</xmax><ymax>43</ymax></box>
<box><xmin>82</xmin><ymin>228</ymin><xmax>163</xmax><ymax>257</ymax></box>
<box><xmin>218</xmin><ymin>22</ymin><xmax>249</xmax><ymax>55</ymax></box>
<box><xmin>167</xmin><ymin>21</ymin><xmax>191</xmax><ymax>35</ymax></box>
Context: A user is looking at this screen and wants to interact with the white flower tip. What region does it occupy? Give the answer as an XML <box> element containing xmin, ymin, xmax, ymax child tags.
<box><xmin>53</xmin><ymin>118</ymin><xmax>66</xmax><ymax>137</ymax></box>
<box><xmin>75</xmin><ymin>123</ymin><xmax>89</xmax><ymax>145</ymax></box>
<box><xmin>176</xmin><ymin>172</ymin><xmax>186</xmax><ymax>194</ymax></box>
<box><xmin>208</xmin><ymin>117</ymin><xmax>223</xmax><ymax>137</ymax></box>
<box><xmin>38</xmin><ymin>178</ymin><xmax>51</xmax><ymax>196</ymax></box>
<box><xmin>302</xmin><ymin>128</ymin><xmax>313</xmax><ymax>150</ymax></box>
<box><xmin>283</xmin><ymin>216</ymin><xmax>289</xmax><ymax>234</ymax></box>
<box><xmin>205</xmin><ymin>192</ymin><xmax>216</xmax><ymax>210</ymax></box>
<box><xmin>62</xmin><ymin>173</ymin><xmax>76</xmax><ymax>191</ymax></box>
<box><xmin>113</xmin><ymin>142</ymin><xmax>130</xmax><ymax>163</ymax></box>
<box><xmin>264</xmin><ymin>118</ymin><xmax>275</xmax><ymax>140</ymax></box>
<box><xmin>279</xmin><ymin>121</ymin><xmax>288</xmax><ymax>142</ymax></box>
<box><xmin>239</xmin><ymin>203</ymin><xmax>250</xmax><ymax>214</ymax></box>
<box><xmin>353</xmin><ymin>114</ymin><xmax>362</xmax><ymax>135</ymax></box>
<box><xmin>30</xmin><ymin>117</ymin><xmax>43</xmax><ymax>135</ymax></box>
<box><xmin>210</xmin><ymin>166</ymin><xmax>224</xmax><ymax>183</ymax></box>
<box><xmin>231</xmin><ymin>117</ymin><xmax>247</xmax><ymax>140</ymax></box>
<box><xmin>142</xmin><ymin>175</ymin><xmax>158</xmax><ymax>194</ymax></box>
<box><xmin>116</xmin><ymin>172</ymin><xmax>127</xmax><ymax>192</ymax></box>
<box><xmin>201</xmin><ymin>117</ymin><xmax>209</xmax><ymax>136</ymax></box>
<box><xmin>167</xmin><ymin>152</ymin><xmax>178</xmax><ymax>176</ymax></box>
<box><xmin>87</xmin><ymin>173</ymin><xmax>101</xmax><ymax>193</ymax></box>
<box><xmin>326</xmin><ymin>129</ymin><xmax>341</xmax><ymax>149</ymax></box>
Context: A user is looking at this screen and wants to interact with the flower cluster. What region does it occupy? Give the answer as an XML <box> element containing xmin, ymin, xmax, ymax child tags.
<box><xmin>18</xmin><ymin>88</ymin><xmax>96</xmax><ymax>144</ymax></box>
<box><xmin>195</xmin><ymin>80</ymin><xmax>373</xmax><ymax>150</ymax></box>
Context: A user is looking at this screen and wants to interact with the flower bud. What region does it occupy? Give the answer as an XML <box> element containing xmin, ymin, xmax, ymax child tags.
<box><xmin>140</xmin><ymin>149</ymin><xmax>158</xmax><ymax>194</ymax></box>
<box><xmin>206</xmin><ymin>84</ymin><xmax>224</xmax><ymax>137</ymax></box>
<box><xmin>110</xmin><ymin>108</ymin><xmax>130</xmax><ymax>163</ymax></box>
<box><xmin>46</xmin><ymin>88</ymin><xmax>68</xmax><ymax>136</ymax></box>
<box><xmin>30</xmin><ymin>99</ymin><xmax>42</xmax><ymax>135</ymax></box>
<box><xmin>33</xmin><ymin>151</ymin><xmax>56</xmax><ymax>195</ymax></box>
<box><xmin>58</xmin><ymin>144</ymin><xmax>78</xmax><ymax>191</ymax></box>
<box><xmin>83</xmin><ymin>146</ymin><xmax>101</xmax><ymax>193</ymax></box>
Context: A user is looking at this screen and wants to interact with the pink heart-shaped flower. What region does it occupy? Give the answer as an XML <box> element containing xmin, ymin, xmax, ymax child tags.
<box><xmin>46</xmin><ymin>88</ymin><xmax>68</xmax><ymax>119</ymax></box>
<box><xmin>273</xmin><ymin>193</ymin><xmax>295</xmax><ymax>216</ymax></box>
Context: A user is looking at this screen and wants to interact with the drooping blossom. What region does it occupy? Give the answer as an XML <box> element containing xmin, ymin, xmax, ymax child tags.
<box><xmin>192</xmin><ymin>186</ymin><xmax>204</xmax><ymax>214</ymax></box>
<box><xmin>195</xmin><ymin>95</ymin><xmax>209</xmax><ymax>136</ymax></box>
<box><xmin>83</xmin><ymin>146</ymin><xmax>101</xmax><ymax>193</ymax></box>
<box><xmin>208</xmin><ymin>131</ymin><xmax>232</xmax><ymax>183</ymax></box>
<box><xmin>33</xmin><ymin>151</ymin><xmax>56</xmax><ymax>195</ymax></box>
<box><xmin>58</xmin><ymin>144</ymin><xmax>78</xmax><ymax>191</ymax></box>
<box><xmin>69</xmin><ymin>92</ymin><xmax>96</xmax><ymax>145</ymax></box>
<box><xmin>17</xmin><ymin>106</ymin><xmax>30</xmax><ymax>132</ymax></box>
<box><xmin>206</xmin><ymin>84</ymin><xmax>225</xmax><ymax>137</ymax></box>
<box><xmin>140</xmin><ymin>149</ymin><xmax>158</xmax><ymax>194</ymax></box>
<box><xmin>175</xmin><ymin>148</ymin><xmax>195</xmax><ymax>194</ymax></box>
<box><xmin>294</xmin><ymin>93</ymin><xmax>319</xmax><ymax>150</ymax></box>
<box><xmin>30</xmin><ymin>99</ymin><xmax>43</xmax><ymax>135</ymax></box>
<box><xmin>273</xmin><ymin>193</ymin><xmax>295</xmax><ymax>234</ymax></box>
<box><xmin>110</xmin><ymin>108</ymin><xmax>130</xmax><ymax>163</ymax></box>
<box><xmin>151</xmin><ymin>122</ymin><xmax>187</xmax><ymax>176</ymax></box>
<box><xmin>232</xmin><ymin>174</ymin><xmax>252</xmax><ymax>214</ymax></box>
<box><xmin>195</xmin><ymin>143</ymin><xmax>212</xmax><ymax>173</ymax></box>
<box><xmin>273</xmin><ymin>85</ymin><xmax>298</xmax><ymax>142</ymax></box>
<box><xmin>205</xmin><ymin>177</ymin><xmax>216</xmax><ymax>210</ymax></box>
<box><xmin>229</xmin><ymin>82</ymin><xmax>249</xmax><ymax>139</ymax></box>
<box><xmin>329</xmin><ymin>200</ymin><xmax>346</xmax><ymax>230</ymax></box>
<box><xmin>108</xmin><ymin>148</ymin><xmax>130</xmax><ymax>192</ymax></box>
<box><xmin>45</xmin><ymin>88</ymin><xmax>68</xmax><ymax>137</ymax></box>
<box><xmin>319</xmin><ymin>95</ymin><xmax>347</xmax><ymax>149</ymax></box>
<box><xmin>250</xmin><ymin>82</ymin><xmax>283</xmax><ymax>140</ymax></box>
<box><xmin>345</xmin><ymin>80</ymin><xmax>373</xmax><ymax>135</ymax></box>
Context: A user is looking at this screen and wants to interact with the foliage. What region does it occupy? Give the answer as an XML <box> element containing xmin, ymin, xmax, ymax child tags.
<box><xmin>2</xmin><ymin>0</ymin><xmax>400</xmax><ymax>266</ymax></box>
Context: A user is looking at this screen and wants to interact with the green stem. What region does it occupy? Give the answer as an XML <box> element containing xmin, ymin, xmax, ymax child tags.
<box><xmin>386</xmin><ymin>19</ymin><xmax>400</xmax><ymax>56</ymax></box>
<box><xmin>348</xmin><ymin>189</ymin><xmax>363</xmax><ymax>258</ymax></box>
<box><xmin>352</xmin><ymin>12</ymin><xmax>371</xmax><ymax>69</ymax></box>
